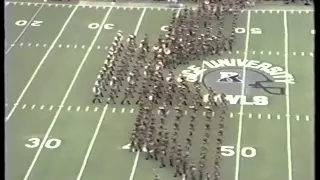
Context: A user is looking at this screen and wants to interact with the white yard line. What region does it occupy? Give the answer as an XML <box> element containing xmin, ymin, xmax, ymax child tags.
<box><xmin>128</xmin><ymin>8</ymin><xmax>148</xmax><ymax>180</ymax></box>
<box><xmin>5</xmin><ymin>6</ymin><xmax>78</xmax><ymax>123</ymax></box>
<box><xmin>283</xmin><ymin>11</ymin><xmax>293</xmax><ymax>180</ymax></box>
<box><xmin>5</xmin><ymin>4</ymin><xmax>44</xmax><ymax>55</ymax></box>
<box><xmin>22</xmin><ymin>7</ymin><xmax>113</xmax><ymax>180</ymax></box>
<box><xmin>234</xmin><ymin>10</ymin><xmax>251</xmax><ymax>180</ymax></box>
<box><xmin>76</xmin><ymin>105</ymin><xmax>108</xmax><ymax>180</ymax></box>
<box><xmin>75</xmin><ymin>8</ymin><xmax>146</xmax><ymax>180</ymax></box>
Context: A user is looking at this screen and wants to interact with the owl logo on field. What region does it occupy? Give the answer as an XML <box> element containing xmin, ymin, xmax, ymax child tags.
<box><xmin>217</xmin><ymin>72</ymin><xmax>242</xmax><ymax>83</ymax></box>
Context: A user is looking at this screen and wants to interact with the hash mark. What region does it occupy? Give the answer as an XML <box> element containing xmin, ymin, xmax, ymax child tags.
<box><xmin>137</xmin><ymin>7</ymin><xmax>140</xmax><ymax>10</ymax></box>
<box><xmin>116</xmin><ymin>6</ymin><xmax>120</xmax><ymax>9</ymax></box>
<box><xmin>28</xmin><ymin>43</ymin><xmax>31</xmax><ymax>47</ymax></box>
<box><xmin>5</xmin><ymin>2</ymin><xmax>9</xmax><ymax>6</ymax></box>
<box><xmin>105</xmin><ymin>46</ymin><xmax>108</xmax><ymax>50</ymax></box>
<box><xmin>85</xmin><ymin>106</ymin><xmax>89</xmax><ymax>112</ymax></box>
<box><xmin>130</xmin><ymin>7</ymin><xmax>133</xmax><ymax>10</ymax></box>
<box><xmin>89</xmin><ymin>5</ymin><xmax>92</xmax><ymax>8</ymax></box>
<box><xmin>69</xmin><ymin>5</ymin><xmax>72</xmax><ymax>8</ymax></box>
<box><xmin>203</xmin><ymin>111</ymin><xmax>206</xmax><ymax>116</ymax></box>
<box><xmin>230</xmin><ymin>112</ymin><xmax>233</xmax><ymax>118</ymax></box>
<box><xmin>298</xmin><ymin>10</ymin><xmax>302</xmax><ymax>14</ymax></box>
<box><xmin>276</xmin><ymin>51</ymin><xmax>280</xmax><ymax>55</ymax></box>
<box><xmin>55</xmin><ymin>4</ymin><xmax>58</xmax><ymax>7</ymax></box>
<box><xmin>43</xmin><ymin>44</ymin><xmax>47</xmax><ymax>47</ymax></box>
<box><xmin>150</xmin><ymin>7</ymin><xmax>154</xmax><ymax>10</ymax></box>
<box><xmin>20</xmin><ymin>2</ymin><xmax>24</xmax><ymax>5</ymax></box>
<box><xmin>268</xmin><ymin>51</ymin><xmax>272</xmax><ymax>55</ymax></box>
<box><xmin>97</xmin><ymin>45</ymin><xmax>100</xmax><ymax>49</ymax></box>
<box><xmin>76</xmin><ymin>106</ymin><xmax>80</xmax><ymax>112</ymax></box>
<box><xmin>252</xmin><ymin>51</ymin><xmax>255</xmax><ymax>55</ymax></box>
<box><xmin>166</xmin><ymin>110</ymin><xmax>170</xmax><ymax>115</ymax></box>
<box><xmin>31</xmin><ymin>105</ymin><xmax>35</xmax><ymax>109</ymax></box>
<box><xmin>296</xmin><ymin>115</ymin><xmax>300</xmax><ymax>121</ymax></box>
<box><xmin>81</xmin><ymin>45</ymin><xmax>85</xmax><ymax>49</ymax></box>
<box><xmin>121</xmin><ymin>108</ymin><xmax>125</xmax><ymax>113</ymax></box>
<box><xmin>267</xmin><ymin>114</ymin><xmax>271</xmax><ymax>119</ymax></box>
<box><xmin>94</xmin><ymin>107</ymin><xmax>98</xmax><ymax>112</ymax></box>
<box><xmin>62</xmin><ymin>4</ymin><xmax>65</xmax><ymax>7</ymax></box>
<box><xmin>74</xmin><ymin>45</ymin><xmax>77</xmax><ymax>48</ymax></box>
<box><xmin>67</xmin><ymin>106</ymin><xmax>71</xmax><ymax>111</ymax></box>
<box><xmin>112</xmin><ymin>108</ymin><xmax>116</xmax><ymax>113</ymax></box>
<box><xmin>277</xmin><ymin>10</ymin><xmax>280</xmax><ymax>13</ymax></box>
<box><xmin>66</xmin><ymin>44</ymin><xmax>70</xmax><ymax>48</ymax></box>
<box><xmin>58</xmin><ymin>44</ymin><xmax>62</xmax><ymax>48</ymax></box>
<box><xmin>293</xmin><ymin>52</ymin><xmax>296</xmax><ymax>56</ymax></box>
<box><xmin>95</xmin><ymin>6</ymin><xmax>99</xmax><ymax>9</ymax></box>
<box><xmin>27</xmin><ymin>3</ymin><xmax>31</xmax><ymax>6</ymax></box>
<box><xmin>36</xmin><ymin>43</ymin><xmax>39</xmax><ymax>47</ymax></box>
<box><xmin>248</xmin><ymin>113</ymin><xmax>252</xmax><ymax>118</ymax></box>
<box><xmin>212</xmin><ymin>112</ymin><xmax>215</xmax><ymax>116</ymax></box>
<box><xmin>20</xmin><ymin>43</ymin><xmax>24</xmax><ymax>46</ymax></box>
<box><xmin>130</xmin><ymin>108</ymin><xmax>134</xmax><ymax>113</ymax></box>
<box><xmin>40</xmin><ymin>105</ymin><xmax>44</xmax><ymax>110</ymax></box>
<box><xmin>22</xmin><ymin>104</ymin><xmax>27</xmax><ymax>109</ymax></box>
<box><xmin>305</xmin><ymin>115</ymin><xmax>310</xmax><ymax>121</ymax></box>
<box><xmin>268</xmin><ymin>10</ymin><xmax>273</xmax><ymax>13</ymax></box>
<box><xmin>310</xmin><ymin>52</ymin><xmax>314</xmax><ymax>57</ymax></box>
<box><xmin>123</xmin><ymin>7</ymin><xmax>127</xmax><ymax>10</ymax></box>
<box><xmin>301</xmin><ymin>52</ymin><xmax>305</xmax><ymax>56</ymax></box>
<box><xmin>290</xmin><ymin>10</ymin><xmax>294</xmax><ymax>14</ymax></box>
<box><xmin>184</xmin><ymin>110</ymin><xmax>188</xmax><ymax>115</ymax></box>
<box><xmin>49</xmin><ymin>105</ymin><xmax>53</xmax><ymax>111</ymax></box>
<box><xmin>48</xmin><ymin>4</ymin><xmax>52</xmax><ymax>7</ymax></box>
<box><xmin>258</xmin><ymin>114</ymin><xmax>261</xmax><ymax>119</ymax></box>
<box><xmin>13</xmin><ymin>2</ymin><xmax>17</xmax><ymax>5</ymax></box>
<box><xmin>236</xmin><ymin>50</ymin><xmax>239</xmax><ymax>54</ymax></box>
<box><xmin>277</xmin><ymin>114</ymin><xmax>280</xmax><ymax>119</ymax></box>
<box><xmin>158</xmin><ymin>7</ymin><xmax>161</xmax><ymax>10</ymax></box>
<box><xmin>254</xmin><ymin>10</ymin><xmax>258</xmax><ymax>13</ymax></box>
<box><xmin>260</xmin><ymin>51</ymin><xmax>263</xmax><ymax>55</ymax></box>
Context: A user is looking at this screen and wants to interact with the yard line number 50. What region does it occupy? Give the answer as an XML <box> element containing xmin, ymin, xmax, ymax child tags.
<box><xmin>25</xmin><ymin>137</ymin><xmax>61</xmax><ymax>149</ymax></box>
<box><xmin>221</xmin><ymin>146</ymin><xmax>257</xmax><ymax>158</ymax></box>
<box><xmin>160</xmin><ymin>26</ymin><xmax>263</xmax><ymax>35</ymax></box>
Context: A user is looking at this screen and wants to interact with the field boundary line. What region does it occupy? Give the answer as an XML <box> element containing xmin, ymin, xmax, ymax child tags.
<box><xmin>283</xmin><ymin>11</ymin><xmax>293</xmax><ymax>180</ymax></box>
<box><xmin>234</xmin><ymin>10</ymin><xmax>251</xmax><ymax>180</ymax></box>
<box><xmin>22</xmin><ymin>6</ymin><xmax>113</xmax><ymax>180</ymax></box>
<box><xmin>5</xmin><ymin>6</ymin><xmax>78</xmax><ymax>123</ymax></box>
<box><xmin>5</xmin><ymin>1</ymin><xmax>314</xmax><ymax>12</ymax></box>
<box><xmin>5</xmin><ymin>3</ymin><xmax>44</xmax><ymax>55</ymax></box>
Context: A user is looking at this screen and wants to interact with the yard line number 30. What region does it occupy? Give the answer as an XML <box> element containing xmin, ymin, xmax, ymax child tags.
<box><xmin>25</xmin><ymin>137</ymin><xmax>61</xmax><ymax>149</ymax></box>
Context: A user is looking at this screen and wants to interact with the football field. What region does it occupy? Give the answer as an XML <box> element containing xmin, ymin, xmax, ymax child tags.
<box><xmin>5</xmin><ymin>1</ymin><xmax>314</xmax><ymax>180</ymax></box>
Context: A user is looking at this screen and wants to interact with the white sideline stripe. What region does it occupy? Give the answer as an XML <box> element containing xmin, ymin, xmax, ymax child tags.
<box><xmin>5</xmin><ymin>6</ymin><xmax>78</xmax><ymax>123</ymax></box>
<box><xmin>6</xmin><ymin>1</ymin><xmax>314</xmax><ymax>12</ymax></box>
<box><xmin>5</xmin><ymin>4</ymin><xmax>44</xmax><ymax>55</ymax></box>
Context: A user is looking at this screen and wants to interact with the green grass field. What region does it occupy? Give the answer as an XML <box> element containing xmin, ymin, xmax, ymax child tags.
<box><xmin>5</xmin><ymin>1</ymin><xmax>314</xmax><ymax>180</ymax></box>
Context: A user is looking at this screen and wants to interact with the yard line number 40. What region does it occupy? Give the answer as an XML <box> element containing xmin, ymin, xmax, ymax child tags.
<box><xmin>25</xmin><ymin>137</ymin><xmax>61</xmax><ymax>149</ymax></box>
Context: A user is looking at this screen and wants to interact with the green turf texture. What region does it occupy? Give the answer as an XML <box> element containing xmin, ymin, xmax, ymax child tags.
<box><xmin>5</xmin><ymin>2</ymin><xmax>314</xmax><ymax>180</ymax></box>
